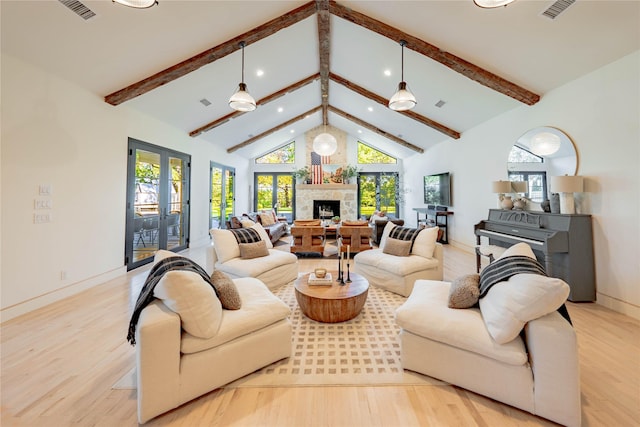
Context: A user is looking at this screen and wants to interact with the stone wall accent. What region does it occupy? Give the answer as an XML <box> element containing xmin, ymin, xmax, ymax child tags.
<box><xmin>295</xmin><ymin>184</ymin><xmax>358</xmax><ymax>220</ymax></box>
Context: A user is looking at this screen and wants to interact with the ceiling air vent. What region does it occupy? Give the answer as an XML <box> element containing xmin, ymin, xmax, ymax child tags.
<box><xmin>200</xmin><ymin>98</ymin><xmax>212</xmax><ymax>107</ymax></box>
<box><xmin>58</xmin><ymin>0</ymin><xmax>96</xmax><ymax>20</ymax></box>
<box><xmin>541</xmin><ymin>0</ymin><xmax>576</xmax><ymax>20</ymax></box>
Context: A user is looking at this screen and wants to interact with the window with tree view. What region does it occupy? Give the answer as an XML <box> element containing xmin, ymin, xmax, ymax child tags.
<box><xmin>357</xmin><ymin>141</ymin><xmax>397</xmax><ymax>164</ymax></box>
<box><xmin>255</xmin><ymin>141</ymin><xmax>295</xmax><ymax>164</ymax></box>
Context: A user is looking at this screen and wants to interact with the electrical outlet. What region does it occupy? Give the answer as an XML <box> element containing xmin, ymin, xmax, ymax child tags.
<box><xmin>33</xmin><ymin>213</ymin><xmax>52</xmax><ymax>223</ymax></box>
<box><xmin>34</xmin><ymin>199</ymin><xmax>52</xmax><ymax>209</ymax></box>
<box><xmin>39</xmin><ymin>184</ymin><xmax>52</xmax><ymax>196</ymax></box>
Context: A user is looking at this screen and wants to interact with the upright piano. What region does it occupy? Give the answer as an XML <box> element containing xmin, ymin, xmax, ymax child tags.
<box><xmin>475</xmin><ymin>209</ymin><xmax>595</xmax><ymax>302</ymax></box>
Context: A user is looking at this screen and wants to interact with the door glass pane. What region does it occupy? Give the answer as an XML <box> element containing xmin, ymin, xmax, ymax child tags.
<box><xmin>276</xmin><ymin>175</ymin><xmax>294</xmax><ymax>222</ymax></box>
<box><xmin>133</xmin><ymin>149</ymin><xmax>160</xmax><ymax>262</ymax></box>
<box><xmin>211</xmin><ymin>167</ymin><xmax>223</xmax><ymax>229</ymax></box>
<box><xmin>380</xmin><ymin>174</ymin><xmax>398</xmax><ymax>216</ymax></box>
<box><xmin>224</xmin><ymin>169</ymin><xmax>234</xmax><ymax>222</ymax></box>
<box><xmin>167</xmin><ymin>156</ymin><xmax>186</xmax><ymax>250</ymax></box>
<box><xmin>358</xmin><ymin>174</ymin><xmax>377</xmax><ymax>218</ymax></box>
<box><xmin>256</xmin><ymin>175</ymin><xmax>274</xmax><ymax>210</ymax></box>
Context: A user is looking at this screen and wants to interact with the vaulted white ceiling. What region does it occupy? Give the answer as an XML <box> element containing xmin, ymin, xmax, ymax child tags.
<box><xmin>2</xmin><ymin>0</ymin><xmax>638</xmax><ymax>159</ymax></box>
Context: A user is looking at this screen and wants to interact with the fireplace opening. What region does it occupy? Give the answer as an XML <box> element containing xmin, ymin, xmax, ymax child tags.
<box><xmin>313</xmin><ymin>200</ymin><xmax>340</xmax><ymax>219</ymax></box>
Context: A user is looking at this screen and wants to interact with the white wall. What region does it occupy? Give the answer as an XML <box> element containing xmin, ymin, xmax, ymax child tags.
<box><xmin>404</xmin><ymin>50</ymin><xmax>640</xmax><ymax>319</ymax></box>
<box><xmin>0</xmin><ymin>53</ymin><xmax>249</xmax><ymax>321</ymax></box>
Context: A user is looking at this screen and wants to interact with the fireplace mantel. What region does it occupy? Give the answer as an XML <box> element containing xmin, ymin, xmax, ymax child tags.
<box><xmin>296</xmin><ymin>184</ymin><xmax>357</xmax><ymax>190</ymax></box>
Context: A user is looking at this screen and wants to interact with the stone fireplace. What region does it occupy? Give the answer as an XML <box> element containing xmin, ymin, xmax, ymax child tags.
<box><xmin>295</xmin><ymin>184</ymin><xmax>358</xmax><ymax>220</ymax></box>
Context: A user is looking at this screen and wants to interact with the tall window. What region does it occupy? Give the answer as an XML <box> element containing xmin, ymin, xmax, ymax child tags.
<box><xmin>255</xmin><ymin>141</ymin><xmax>295</xmax><ymax>164</ymax></box>
<box><xmin>210</xmin><ymin>163</ymin><xmax>235</xmax><ymax>229</ymax></box>
<box><xmin>357</xmin><ymin>141</ymin><xmax>397</xmax><ymax>164</ymax></box>
<box><xmin>254</xmin><ymin>173</ymin><xmax>294</xmax><ymax>222</ymax></box>
<box><xmin>358</xmin><ymin>172</ymin><xmax>399</xmax><ymax>218</ymax></box>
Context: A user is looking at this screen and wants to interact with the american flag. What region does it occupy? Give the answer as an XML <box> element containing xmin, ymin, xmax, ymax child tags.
<box><xmin>310</xmin><ymin>152</ymin><xmax>330</xmax><ymax>184</ymax></box>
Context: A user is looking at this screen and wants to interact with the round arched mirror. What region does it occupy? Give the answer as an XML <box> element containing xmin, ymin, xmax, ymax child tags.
<box><xmin>507</xmin><ymin>127</ymin><xmax>578</xmax><ymax>204</ymax></box>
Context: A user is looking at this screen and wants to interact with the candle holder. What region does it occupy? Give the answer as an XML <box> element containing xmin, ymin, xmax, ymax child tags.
<box><xmin>346</xmin><ymin>262</ymin><xmax>352</xmax><ymax>283</ymax></box>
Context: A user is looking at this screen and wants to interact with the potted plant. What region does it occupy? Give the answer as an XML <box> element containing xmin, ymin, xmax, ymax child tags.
<box><xmin>292</xmin><ymin>166</ymin><xmax>311</xmax><ymax>184</ymax></box>
<box><xmin>331</xmin><ymin>216</ymin><xmax>340</xmax><ymax>224</ymax></box>
<box><xmin>340</xmin><ymin>164</ymin><xmax>359</xmax><ymax>184</ymax></box>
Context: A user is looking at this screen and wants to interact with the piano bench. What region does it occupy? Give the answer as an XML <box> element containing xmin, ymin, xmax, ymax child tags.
<box><xmin>475</xmin><ymin>244</ymin><xmax>507</xmax><ymax>272</ymax></box>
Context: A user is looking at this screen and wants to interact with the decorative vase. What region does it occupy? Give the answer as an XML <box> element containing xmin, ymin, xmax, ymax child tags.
<box><xmin>541</xmin><ymin>199</ymin><xmax>551</xmax><ymax>213</ymax></box>
<box><xmin>513</xmin><ymin>198</ymin><xmax>526</xmax><ymax>210</ymax></box>
<box><xmin>501</xmin><ymin>196</ymin><xmax>513</xmax><ymax>210</ymax></box>
<box><xmin>550</xmin><ymin>193</ymin><xmax>561</xmax><ymax>214</ymax></box>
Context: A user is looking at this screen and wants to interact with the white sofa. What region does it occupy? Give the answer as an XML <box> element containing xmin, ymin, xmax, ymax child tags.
<box><xmin>210</xmin><ymin>224</ymin><xmax>298</xmax><ymax>290</ymax></box>
<box><xmin>396</xmin><ymin>279</ymin><xmax>581</xmax><ymax>427</ymax></box>
<box><xmin>353</xmin><ymin>224</ymin><xmax>443</xmax><ymax>297</ymax></box>
<box><xmin>135</xmin><ymin>276</ymin><xmax>292</xmax><ymax>423</ymax></box>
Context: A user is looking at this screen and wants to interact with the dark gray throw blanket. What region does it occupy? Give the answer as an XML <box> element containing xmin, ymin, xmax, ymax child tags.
<box><xmin>388</xmin><ymin>226</ymin><xmax>421</xmax><ymax>251</ymax></box>
<box><xmin>230</xmin><ymin>227</ymin><xmax>262</xmax><ymax>244</ymax></box>
<box><xmin>479</xmin><ymin>255</ymin><xmax>572</xmax><ymax>325</ymax></box>
<box><xmin>126</xmin><ymin>256</ymin><xmax>217</xmax><ymax>346</ymax></box>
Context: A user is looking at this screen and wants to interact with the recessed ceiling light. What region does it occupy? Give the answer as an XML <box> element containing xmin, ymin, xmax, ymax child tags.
<box><xmin>384</xmin><ymin>69</ymin><xmax>391</xmax><ymax>77</ymax></box>
<box><xmin>358</xmin><ymin>129</ymin><xmax>363</xmax><ymax>134</ymax></box>
<box><xmin>256</xmin><ymin>69</ymin><xmax>264</xmax><ymax>77</ymax></box>
<box><xmin>290</xmin><ymin>129</ymin><xmax>295</xmax><ymax>134</ymax></box>
<box><xmin>277</xmin><ymin>107</ymin><xmax>284</xmax><ymax>113</ymax></box>
<box><xmin>367</xmin><ymin>107</ymin><xmax>373</xmax><ymax>112</ymax></box>
<box><xmin>305</xmin><ymin>115</ymin><xmax>311</xmax><ymax>119</ymax></box>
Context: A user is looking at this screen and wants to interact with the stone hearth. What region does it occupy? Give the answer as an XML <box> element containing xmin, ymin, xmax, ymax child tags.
<box><xmin>295</xmin><ymin>184</ymin><xmax>357</xmax><ymax>220</ymax></box>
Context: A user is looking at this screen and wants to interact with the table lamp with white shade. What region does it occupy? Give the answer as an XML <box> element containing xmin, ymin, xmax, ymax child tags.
<box><xmin>550</xmin><ymin>175</ymin><xmax>584</xmax><ymax>214</ymax></box>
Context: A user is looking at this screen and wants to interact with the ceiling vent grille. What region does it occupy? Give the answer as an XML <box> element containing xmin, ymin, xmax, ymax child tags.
<box><xmin>541</xmin><ymin>0</ymin><xmax>576</xmax><ymax>20</ymax></box>
<box><xmin>200</xmin><ymin>98</ymin><xmax>212</xmax><ymax>107</ymax></box>
<box><xmin>58</xmin><ymin>0</ymin><xmax>96</xmax><ymax>20</ymax></box>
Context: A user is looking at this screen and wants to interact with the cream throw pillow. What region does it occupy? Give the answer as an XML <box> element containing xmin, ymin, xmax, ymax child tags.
<box><xmin>411</xmin><ymin>226</ymin><xmax>439</xmax><ymax>259</ymax></box>
<box><xmin>250</xmin><ymin>222</ymin><xmax>274</xmax><ymax>249</ymax></box>
<box><xmin>479</xmin><ymin>273</ymin><xmax>570</xmax><ymax>344</ymax></box>
<box><xmin>153</xmin><ymin>270</ymin><xmax>223</xmax><ymax>339</ymax></box>
<box><xmin>259</xmin><ymin>212</ymin><xmax>275</xmax><ymax>226</ymax></box>
<box><xmin>378</xmin><ymin>221</ymin><xmax>397</xmax><ymax>250</ymax></box>
<box><xmin>210</xmin><ymin>228</ymin><xmax>240</xmax><ymax>263</ymax></box>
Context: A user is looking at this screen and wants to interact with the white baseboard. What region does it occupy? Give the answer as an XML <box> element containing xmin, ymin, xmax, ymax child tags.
<box><xmin>1</xmin><ymin>266</ymin><xmax>126</xmax><ymax>323</ymax></box>
<box><xmin>596</xmin><ymin>293</ymin><xmax>640</xmax><ymax>320</ymax></box>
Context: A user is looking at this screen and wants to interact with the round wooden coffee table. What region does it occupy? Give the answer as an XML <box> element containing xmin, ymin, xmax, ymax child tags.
<box><xmin>294</xmin><ymin>271</ymin><xmax>369</xmax><ymax>323</ymax></box>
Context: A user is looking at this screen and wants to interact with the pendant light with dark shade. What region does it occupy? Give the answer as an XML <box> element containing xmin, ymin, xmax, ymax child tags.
<box><xmin>388</xmin><ymin>40</ymin><xmax>417</xmax><ymax>111</ymax></box>
<box><xmin>229</xmin><ymin>41</ymin><xmax>257</xmax><ymax>112</ymax></box>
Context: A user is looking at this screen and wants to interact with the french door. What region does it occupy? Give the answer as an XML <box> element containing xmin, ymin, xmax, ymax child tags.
<box><xmin>357</xmin><ymin>172</ymin><xmax>399</xmax><ymax>218</ymax></box>
<box><xmin>125</xmin><ymin>138</ymin><xmax>190</xmax><ymax>270</ymax></box>
<box><xmin>254</xmin><ymin>173</ymin><xmax>294</xmax><ymax>222</ymax></box>
<box><xmin>210</xmin><ymin>162</ymin><xmax>235</xmax><ymax>229</ymax></box>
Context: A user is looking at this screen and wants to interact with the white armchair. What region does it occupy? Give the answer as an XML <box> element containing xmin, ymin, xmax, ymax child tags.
<box><xmin>353</xmin><ymin>224</ymin><xmax>443</xmax><ymax>297</ymax></box>
<box><xmin>210</xmin><ymin>224</ymin><xmax>298</xmax><ymax>290</ymax></box>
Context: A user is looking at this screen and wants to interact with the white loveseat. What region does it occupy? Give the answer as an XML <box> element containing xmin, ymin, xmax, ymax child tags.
<box><xmin>135</xmin><ymin>270</ymin><xmax>292</xmax><ymax>423</ymax></box>
<box><xmin>353</xmin><ymin>223</ymin><xmax>443</xmax><ymax>297</ymax></box>
<box><xmin>395</xmin><ymin>245</ymin><xmax>581</xmax><ymax>427</ymax></box>
<box><xmin>210</xmin><ymin>223</ymin><xmax>298</xmax><ymax>290</ymax></box>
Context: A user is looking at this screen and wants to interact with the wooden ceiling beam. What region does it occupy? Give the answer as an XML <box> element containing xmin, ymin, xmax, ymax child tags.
<box><xmin>317</xmin><ymin>0</ymin><xmax>331</xmax><ymax>125</ymax></box>
<box><xmin>227</xmin><ymin>106</ymin><xmax>322</xmax><ymax>153</ymax></box>
<box><xmin>329</xmin><ymin>72</ymin><xmax>460</xmax><ymax>139</ymax></box>
<box><xmin>329</xmin><ymin>1</ymin><xmax>540</xmax><ymax>106</ymax></box>
<box><xmin>328</xmin><ymin>105</ymin><xmax>424</xmax><ymax>153</ymax></box>
<box><xmin>190</xmin><ymin>73</ymin><xmax>321</xmax><ymax>137</ymax></box>
<box><xmin>104</xmin><ymin>1</ymin><xmax>317</xmax><ymax>106</ymax></box>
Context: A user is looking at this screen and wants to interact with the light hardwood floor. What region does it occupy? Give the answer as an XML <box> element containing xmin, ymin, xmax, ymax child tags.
<box><xmin>2</xmin><ymin>243</ymin><xmax>639</xmax><ymax>426</ymax></box>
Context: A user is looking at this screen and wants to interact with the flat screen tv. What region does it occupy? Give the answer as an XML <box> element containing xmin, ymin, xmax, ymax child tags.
<box><xmin>423</xmin><ymin>172</ymin><xmax>451</xmax><ymax>206</ymax></box>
